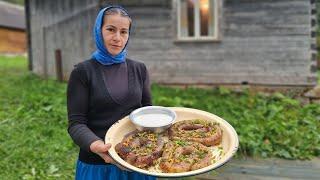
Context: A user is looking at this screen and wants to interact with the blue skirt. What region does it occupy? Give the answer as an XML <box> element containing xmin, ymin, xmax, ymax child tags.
<box><xmin>75</xmin><ymin>160</ymin><xmax>156</xmax><ymax>180</ymax></box>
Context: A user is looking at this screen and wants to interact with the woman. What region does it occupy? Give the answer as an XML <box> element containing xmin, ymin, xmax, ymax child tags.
<box><xmin>67</xmin><ymin>5</ymin><xmax>155</xmax><ymax>180</ymax></box>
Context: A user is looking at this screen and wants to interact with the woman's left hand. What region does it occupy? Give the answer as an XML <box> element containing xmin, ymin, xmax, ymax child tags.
<box><xmin>90</xmin><ymin>140</ymin><xmax>114</xmax><ymax>163</ymax></box>
<box><xmin>90</xmin><ymin>140</ymin><xmax>131</xmax><ymax>171</ymax></box>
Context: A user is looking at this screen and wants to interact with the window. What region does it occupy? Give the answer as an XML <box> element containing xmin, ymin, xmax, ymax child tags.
<box><xmin>177</xmin><ymin>0</ymin><xmax>220</xmax><ymax>41</ymax></box>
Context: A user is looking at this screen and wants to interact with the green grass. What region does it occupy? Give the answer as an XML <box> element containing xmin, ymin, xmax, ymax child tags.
<box><xmin>1</xmin><ymin>0</ymin><xmax>24</xmax><ymax>5</ymax></box>
<box><xmin>318</xmin><ymin>70</ymin><xmax>320</xmax><ymax>84</ymax></box>
<box><xmin>0</xmin><ymin>56</ymin><xmax>320</xmax><ymax>179</ymax></box>
<box><xmin>0</xmin><ymin>56</ymin><xmax>76</xmax><ymax>179</ymax></box>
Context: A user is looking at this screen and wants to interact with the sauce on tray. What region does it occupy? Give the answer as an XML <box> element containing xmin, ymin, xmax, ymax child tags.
<box><xmin>134</xmin><ymin>114</ymin><xmax>172</xmax><ymax>127</ymax></box>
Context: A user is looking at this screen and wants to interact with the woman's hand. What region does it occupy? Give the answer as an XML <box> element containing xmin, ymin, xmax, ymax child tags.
<box><xmin>90</xmin><ymin>140</ymin><xmax>131</xmax><ymax>171</ymax></box>
<box><xmin>90</xmin><ymin>140</ymin><xmax>114</xmax><ymax>163</ymax></box>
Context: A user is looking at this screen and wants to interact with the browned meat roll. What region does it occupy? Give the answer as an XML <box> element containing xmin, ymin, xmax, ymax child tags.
<box><xmin>115</xmin><ymin>130</ymin><xmax>165</xmax><ymax>169</ymax></box>
<box><xmin>168</xmin><ymin>119</ymin><xmax>222</xmax><ymax>146</ymax></box>
<box><xmin>159</xmin><ymin>140</ymin><xmax>212</xmax><ymax>173</ymax></box>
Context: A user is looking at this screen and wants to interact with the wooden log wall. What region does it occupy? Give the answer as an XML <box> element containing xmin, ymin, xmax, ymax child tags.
<box><xmin>28</xmin><ymin>0</ymin><xmax>99</xmax><ymax>79</ymax></box>
<box><xmin>125</xmin><ymin>0</ymin><xmax>316</xmax><ymax>86</ymax></box>
<box><xmin>27</xmin><ymin>0</ymin><xmax>317</xmax><ymax>86</ymax></box>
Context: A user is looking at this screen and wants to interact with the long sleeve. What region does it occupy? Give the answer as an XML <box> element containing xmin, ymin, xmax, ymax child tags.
<box><xmin>141</xmin><ymin>64</ymin><xmax>152</xmax><ymax>106</ymax></box>
<box><xmin>67</xmin><ymin>65</ymin><xmax>101</xmax><ymax>152</ymax></box>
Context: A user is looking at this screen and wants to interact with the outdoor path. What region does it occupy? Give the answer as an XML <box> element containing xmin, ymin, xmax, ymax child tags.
<box><xmin>159</xmin><ymin>157</ymin><xmax>320</xmax><ymax>180</ymax></box>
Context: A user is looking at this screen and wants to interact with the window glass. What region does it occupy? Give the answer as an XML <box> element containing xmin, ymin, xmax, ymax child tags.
<box><xmin>180</xmin><ymin>0</ymin><xmax>195</xmax><ymax>37</ymax></box>
<box><xmin>200</xmin><ymin>0</ymin><xmax>209</xmax><ymax>36</ymax></box>
<box><xmin>178</xmin><ymin>0</ymin><xmax>218</xmax><ymax>40</ymax></box>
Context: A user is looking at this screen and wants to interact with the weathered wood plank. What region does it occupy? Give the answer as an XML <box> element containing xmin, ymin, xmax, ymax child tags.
<box><xmin>103</xmin><ymin>0</ymin><xmax>171</xmax><ymax>7</ymax></box>
<box><xmin>157</xmin><ymin>158</ymin><xmax>320</xmax><ymax>180</ymax></box>
<box><xmin>194</xmin><ymin>158</ymin><xmax>320</xmax><ymax>180</ymax></box>
<box><xmin>151</xmin><ymin>74</ymin><xmax>316</xmax><ymax>86</ymax></box>
<box><xmin>129</xmin><ymin>36</ymin><xmax>311</xmax><ymax>50</ymax></box>
<box><xmin>197</xmin><ymin>173</ymin><xmax>299</xmax><ymax>180</ymax></box>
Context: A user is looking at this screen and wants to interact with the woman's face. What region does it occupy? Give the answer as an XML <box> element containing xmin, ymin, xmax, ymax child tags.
<box><xmin>102</xmin><ymin>14</ymin><xmax>130</xmax><ymax>56</ymax></box>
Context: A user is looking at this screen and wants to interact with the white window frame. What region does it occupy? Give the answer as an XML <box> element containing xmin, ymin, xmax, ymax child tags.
<box><xmin>177</xmin><ymin>0</ymin><xmax>220</xmax><ymax>42</ymax></box>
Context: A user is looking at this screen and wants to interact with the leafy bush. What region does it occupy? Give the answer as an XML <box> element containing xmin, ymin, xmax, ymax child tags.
<box><xmin>152</xmin><ymin>85</ymin><xmax>320</xmax><ymax>160</ymax></box>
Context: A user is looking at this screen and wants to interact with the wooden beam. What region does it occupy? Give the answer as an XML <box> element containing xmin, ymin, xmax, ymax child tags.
<box><xmin>25</xmin><ymin>0</ymin><xmax>32</xmax><ymax>71</ymax></box>
<box><xmin>55</xmin><ymin>49</ymin><xmax>63</xmax><ymax>82</ymax></box>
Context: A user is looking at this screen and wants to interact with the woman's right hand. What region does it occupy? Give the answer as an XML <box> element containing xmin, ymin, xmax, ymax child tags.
<box><xmin>90</xmin><ymin>140</ymin><xmax>114</xmax><ymax>163</ymax></box>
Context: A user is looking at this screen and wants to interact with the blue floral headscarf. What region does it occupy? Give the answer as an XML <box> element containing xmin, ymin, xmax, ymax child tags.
<box><xmin>91</xmin><ymin>6</ymin><xmax>131</xmax><ymax>65</ymax></box>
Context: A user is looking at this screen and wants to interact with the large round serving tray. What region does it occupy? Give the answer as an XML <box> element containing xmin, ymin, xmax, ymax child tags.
<box><xmin>105</xmin><ymin>107</ymin><xmax>239</xmax><ymax>178</ymax></box>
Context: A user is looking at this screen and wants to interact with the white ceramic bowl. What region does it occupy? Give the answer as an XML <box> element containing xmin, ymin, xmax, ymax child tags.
<box><xmin>129</xmin><ymin>106</ymin><xmax>177</xmax><ymax>133</ymax></box>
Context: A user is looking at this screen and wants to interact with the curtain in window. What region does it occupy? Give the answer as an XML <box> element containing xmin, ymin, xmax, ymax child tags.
<box><xmin>180</xmin><ymin>0</ymin><xmax>195</xmax><ymax>37</ymax></box>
